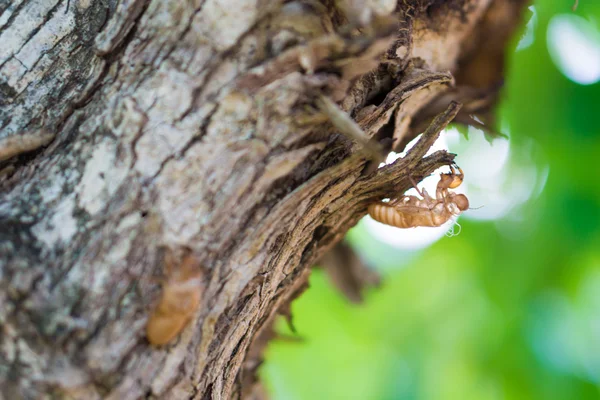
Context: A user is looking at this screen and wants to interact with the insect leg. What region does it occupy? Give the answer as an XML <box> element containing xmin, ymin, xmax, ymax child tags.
<box><xmin>409</xmin><ymin>175</ymin><xmax>426</xmax><ymax>197</ymax></box>
<box><xmin>449</xmin><ymin>164</ymin><xmax>464</xmax><ymax>187</ymax></box>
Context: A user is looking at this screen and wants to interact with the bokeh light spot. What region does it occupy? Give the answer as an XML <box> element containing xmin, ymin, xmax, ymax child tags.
<box><xmin>547</xmin><ymin>14</ymin><xmax>600</xmax><ymax>85</ymax></box>
<box><xmin>517</xmin><ymin>6</ymin><xmax>537</xmax><ymax>51</ymax></box>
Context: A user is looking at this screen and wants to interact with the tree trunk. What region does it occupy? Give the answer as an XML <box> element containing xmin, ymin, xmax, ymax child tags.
<box><xmin>0</xmin><ymin>0</ymin><xmax>527</xmax><ymax>398</ymax></box>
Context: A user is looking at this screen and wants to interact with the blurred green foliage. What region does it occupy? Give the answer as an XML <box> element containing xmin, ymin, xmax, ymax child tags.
<box><xmin>262</xmin><ymin>0</ymin><xmax>600</xmax><ymax>398</ymax></box>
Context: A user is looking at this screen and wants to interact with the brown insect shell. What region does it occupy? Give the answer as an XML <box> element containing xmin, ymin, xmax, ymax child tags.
<box><xmin>451</xmin><ymin>193</ymin><xmax>469</xmax><ymax>211</ymax></box>
<box><xmin>438</xmin><ymin>167</ymin><xmax>464</xmax><ymax>191</ymax></box>
<box><xmin>429</xmin><ymin>202</ymin><xmax>450</xmax><ymax>226</ymax></box>
<box><xmin>146</xmin><ymin>256</ymin><xmax>203</xmax><ymax>346</ymax></box>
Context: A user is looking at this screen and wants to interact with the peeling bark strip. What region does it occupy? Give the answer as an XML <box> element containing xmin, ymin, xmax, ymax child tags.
<box><xmin>0</xmin><ymin>1</ymin><xmax>527</xmax><ymax>399</ymax></box>
<box><xmin>0</xmin><ymin>129</ymin><xmax>55</xmax><ymax>161</ymax></box>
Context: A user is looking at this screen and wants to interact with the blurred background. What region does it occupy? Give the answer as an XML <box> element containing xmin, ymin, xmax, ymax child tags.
<box><xmin>262</xmin><ymin>0</ymin><xmax>600</xmax><ymax>398</ymax></box>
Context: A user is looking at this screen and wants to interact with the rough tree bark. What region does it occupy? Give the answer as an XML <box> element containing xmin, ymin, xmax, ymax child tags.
<box><xmin>0</xmin><ymin>0</ymin><xmax>527</xmax><ymax>398</ymax></box>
